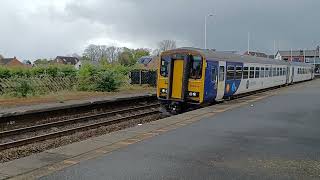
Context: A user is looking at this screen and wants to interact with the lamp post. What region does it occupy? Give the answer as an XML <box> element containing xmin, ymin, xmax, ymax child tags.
<box><xmin>204</xmin><ymin>13</ymin><xmax>214</xmax><ymax>49</ymax></box>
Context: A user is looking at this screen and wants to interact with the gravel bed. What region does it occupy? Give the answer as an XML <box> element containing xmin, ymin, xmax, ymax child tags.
<box><xmin>0</xmin><ymin>100</ymin><xmax>156</xmax><ymax>131</ymax></box>
<box><xmin>0</xmin><ymin>107</ymin><xmax>158</xmax><ymax>144</ymax></box>
<box><xmin>0</xmin><ymin>113</ymin><xmax>161</xmax><ymax>163</ymax></box>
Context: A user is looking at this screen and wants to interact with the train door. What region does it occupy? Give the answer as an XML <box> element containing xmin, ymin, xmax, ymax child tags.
<box><xmin>286</xmin><ymin>66</ymin><xmax>290</xmax><ymax>84</ymax></box>
<box><xmin>171</xmin><ymin>59</ymin><xmax>184</xmax><ymax>99</ymax></box>
<box><xmin>216</xmin><ymin>61</ymin><xmax>226</xmax><ymax>101</ymax></box>
<box><xmin>291</xmin><ymin>66</ymin><xmax>294</xmax><ymax>83</ymax></box>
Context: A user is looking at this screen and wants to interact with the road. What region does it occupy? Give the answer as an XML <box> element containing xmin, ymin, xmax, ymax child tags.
<box><xmin>41</xmin><ymin>80</ymin><xmax>320</xmax><ymax>180</ymax></box>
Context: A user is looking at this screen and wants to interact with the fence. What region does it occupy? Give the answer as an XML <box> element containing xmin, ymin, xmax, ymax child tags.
<box><xmin>130</xmin><ymin>70</ymin><xmax>157</xmax><ymax>87</ymax></box>
<box><xmin>0</xmin><ymin>77</ymin><xmax>76</xmax><ymax>97</ymax></box>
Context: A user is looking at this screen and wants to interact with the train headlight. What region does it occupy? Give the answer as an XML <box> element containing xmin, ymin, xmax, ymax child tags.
<box><xmin>188</xmin><ymin>92</ymin><xmax>199</xmax><ymax>97</ymax></box>
<box><xmin>161</xmin><ymin>88</ymin><xmax>168</xmax><ymax>94</ymax></box>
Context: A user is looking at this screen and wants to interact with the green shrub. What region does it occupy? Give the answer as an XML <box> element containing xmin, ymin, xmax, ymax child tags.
<box><xmin>77</xmin><ymin>63</ymin><xmax>98</xmax><ymax>91</ymax></box>
<box><xmin>95</xmin><ymin>70</ymin><xmax>121</xmax><ymax>92</ymax></box>
<box><xmin>0</xmin><ymin>67</ymin><xmax>11</xmax><ymax>78</ymax></box>
<box><xmin>13</xmin><ymin>78</ymin><xmax>35</xmax><ymax>97</ymax></box>
<box><xmin>60</xmin><ymin>65</ymin><xmax>77</xmax><ymax>77</ymax></box>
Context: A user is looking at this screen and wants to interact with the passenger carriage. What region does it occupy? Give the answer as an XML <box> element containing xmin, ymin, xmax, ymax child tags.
<box><xmin>157</xmin><ymin>48</ymin><xmax>314</xmax><ymax>113</ymax></box>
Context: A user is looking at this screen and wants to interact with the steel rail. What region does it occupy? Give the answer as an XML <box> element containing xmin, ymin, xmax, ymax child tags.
<box><xmin>0</xmin><ymin>107</ymin><xmax>159</xmax><ymax>150</ymax></box>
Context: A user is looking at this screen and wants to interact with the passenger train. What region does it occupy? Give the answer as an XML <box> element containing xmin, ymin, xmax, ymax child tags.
<box><xmin>157</xmin><ymin>47</ymin><xmax>314</xmax><ymax>113</ymax></box>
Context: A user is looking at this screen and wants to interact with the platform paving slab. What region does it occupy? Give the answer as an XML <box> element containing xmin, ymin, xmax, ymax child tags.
<box><xmin>0</xmin><ymin>173</ymin><xmax>9</xmax><ymax>180</ymax></box>
<box><xmin>46</xmin><ymin>138</ymin><xmax>114</xmax><ymax>157</ymax></box>
<box><xmin>0</xmin><ymin>152</ymin><xmax>69</xmax><ymax>176</ymax></box>
<box><xmin>90</xmin><ymin>129</ymin><xmax>142</xmax><ymax>143</ymax></box>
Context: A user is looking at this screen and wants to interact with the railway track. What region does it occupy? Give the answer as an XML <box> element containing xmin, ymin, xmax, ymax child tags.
<box><xmin>0</xmin><ymin>103</ymin><xmax>160</xmax><ymax>151</ymax></box>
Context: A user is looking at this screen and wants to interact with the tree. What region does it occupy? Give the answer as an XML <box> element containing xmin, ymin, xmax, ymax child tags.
<box><xmin>118</xmin><ymin>48</ymin><xmax>135</xmax><ymax>66</ymax></box>
<box><xmin>0</xmin><ymin>54</ymin><xmax>3</xmax><ymax>59</ymax></box>
<box><xmin>157</xmin><ymin>40</ymin><xmax>177</xmax><ymax>53</ymax></box>
<box><xmin>83</xmin><ymin>44</ymin><xmax>100</xmax><ymax>62</ymax></box>
<box><xmin>106</xmin><ymin>46</ymin><xmax>121</xmax><ymax>63</ymax></box>
<box><xmin>132</xmin><ymin>48</ymin><xmax>150</xmax><ymax>60</ymax></box>
<box><xmin>34</xmin><ymin>59</ymin><xmax>49</xmax><ymax>66</ymax></box>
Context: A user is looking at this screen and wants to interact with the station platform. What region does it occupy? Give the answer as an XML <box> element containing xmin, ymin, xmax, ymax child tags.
<box><xmin>0</xmin><ymin>92</ymin><xmax>155</xmax><ymax>118</ymax></box>
<box><xmin>1</xmin><ymin>79</ymin><xmax>320</xmax><ymax>179</ymax></box>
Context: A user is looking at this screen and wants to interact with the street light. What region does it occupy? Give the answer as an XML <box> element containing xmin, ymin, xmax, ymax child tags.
<box><xmin>204</xmin><ymin>13</ymin><xmax>214</xmax><ymax>49</ymax></box>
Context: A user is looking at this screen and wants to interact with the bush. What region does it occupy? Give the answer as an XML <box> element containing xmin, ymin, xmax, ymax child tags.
<box><xmin>13</xmin><ymin>78</ymin><xmax>35</xmax><ymax>97</ymax></box>
<box><xmin>95</xmin><ymin>70</ymin><xmax>121</xmax><ymax>92</ymax></box>
<box><xmin>0</xmin><ymin>67</ymin><xmax>11</xmax><ymax>78</ymax></box>
<box><xmin>77</xmin><ymin>63</ymin><xmax>124</xmax><ymax>92</ymax></box>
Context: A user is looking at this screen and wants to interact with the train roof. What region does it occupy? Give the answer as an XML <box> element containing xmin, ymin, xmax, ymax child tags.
<box><xmin>167</xmin><ymin>47</ymin><xmax>312</xmax><ymax>67</ymax></box>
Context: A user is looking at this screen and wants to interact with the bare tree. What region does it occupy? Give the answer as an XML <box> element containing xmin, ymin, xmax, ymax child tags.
<box><xmin>0</xmin><ymin>54</ymin><xmax>3</xmax><ymax>59</ymax></box>
<box><xmin>157</xmin><ymin>40</ymin><xmax>177</xmax><ymax>53</ymax></box>
<box><xmin>83</xmin><ymin>44</ymin><xmax>100</xmax><ymax>62</ymax></box>
<box><xmin>106</xmin><ymin>46</ymin><xmax>121</xmax><ymax>63</ymax></box>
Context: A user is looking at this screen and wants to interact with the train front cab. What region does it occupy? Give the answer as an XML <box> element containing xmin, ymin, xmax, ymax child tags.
<box><xmin>157</xmin><ymin>51</ymin><xmax>226</xmax><ymax>113</ymax></box>
<box><xmin>157</xmin><ymin>51</ymin><xmax>205</xmax><ymax>113</ymax></box>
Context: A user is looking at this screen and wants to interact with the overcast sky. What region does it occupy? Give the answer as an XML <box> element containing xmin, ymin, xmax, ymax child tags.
<box><xmin>0</xmin><ymin>0</ymin><xmax>319</xmax><ymax>60</ymax></box>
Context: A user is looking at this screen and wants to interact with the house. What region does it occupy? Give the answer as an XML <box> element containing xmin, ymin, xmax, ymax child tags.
<box><xmin>138</xmin><ymin>56</ymin><xmax>159</xmax><ymax>70</ymax></box>
<box><xmin>275</xmin><ymin>49</ymin><xmax>320</xmax><ymax>63</ymax></box>
<box><xmin>0</xmin><ymin>57</ymin><xmax>25</xmax><ymax>67</ymax></box>
<box><xmin>244</xmin><ymin>51</ymin><xmax>268</xmax><ymax>58</ymax></box>
<box><xmin>268</xmin><ymin>55</ymin><xmax>275</xmax><ymax>59</ymax></box>
<box><xmin>53</xmin><ymin>56</ymin><xmax>81</xmax><ymax>69</ymax></box>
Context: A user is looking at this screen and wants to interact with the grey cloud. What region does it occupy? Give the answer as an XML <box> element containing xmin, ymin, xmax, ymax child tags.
<box><xmin>65</xmin><ymin>0</ymin><xmax>320</xmax><ymax>53</ymax></box>
<box><xmin>0</xmin><ymin>0</ymin><xmax>319</xmax><ymax>59</ymax></box>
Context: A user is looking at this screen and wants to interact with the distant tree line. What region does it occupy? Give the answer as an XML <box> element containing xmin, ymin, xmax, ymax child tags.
<box><xmin>82</xmin><ymin>45</ymin><xmax>151</xmax><ymax>66</ymax></box>
<box><xmin>2</xmin><ymin>40</ymin><xmax>177</xmax><ymax>67</ymax></box>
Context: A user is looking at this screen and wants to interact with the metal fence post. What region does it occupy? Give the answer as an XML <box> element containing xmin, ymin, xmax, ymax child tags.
<box><xmin>139</xmin><ymin>70</ymin><xmax>142</xmax><ymax>85</ymax></box>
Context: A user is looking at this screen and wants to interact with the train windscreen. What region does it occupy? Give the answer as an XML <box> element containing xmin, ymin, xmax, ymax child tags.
<box><xmin>189</xmin><ymin>56</ymin><xmax>203</xmax><ymax>79</ymax></box>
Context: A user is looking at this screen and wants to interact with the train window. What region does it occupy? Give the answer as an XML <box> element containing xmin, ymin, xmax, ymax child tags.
<box><xmin>255</xmin><ymin>67</ymin><xmax>260</xmax><ymax>78</ymax></box>
<box><xmin>227</xmin><ymin>66</ymin><xmax>235</xmax><ymax>80</ymax></box>
<box><xmin>243</xmin><ymin>67</ymin><xmax>249</xmax><ymax>79</ymax></box>
<box><xmin>189</xmin><ymin>56</ymin><xmax>203</xmax><ymax>79</ymax></box>
<box><xmin>235</xmin><ymin>66</ymin><xmax>242</xmax><ymax>80</ymax></box>
<box><xmin>160</xmin><ymin>57</ymin><xmax>169</xmax><ymax>77</ymax></box>
<box><xmin>298</xmin><ymin>68</ymin><xmax>300</xmax><ymax>74</ymax></box>
<box><xmin>211</xmin><ymin>67</ymin><xmax>217</xmax><ymax>82</ymax></box>
<box><xmin>273</xmin><ymin>67</ymin><xmax>277</xmax><ymax>76</ymax></box>
<box><xmin>249</xmin><ymin>67</ymin><xmax>255</xmax><ymax>78</ymax></box>
<box><xmin>261</xmin><ymin>67</ymin><xmax>265</xmax><ymax>78</ymax></box>
<box><xmin>264</xmin><ymin>67</ymin><xmax>269</xmax><ymax>77</ymax></box>
<box><xmin>219</xmin><ymin>66</ymin><xmax>225</xmax><ymax>82</ymax></box>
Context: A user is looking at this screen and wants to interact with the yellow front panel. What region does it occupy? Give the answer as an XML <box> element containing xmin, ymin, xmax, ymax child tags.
<box><xmin>171</xmin><ymin>60</ymin><xmax>184</xmax><ymax>99</ymax></box>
